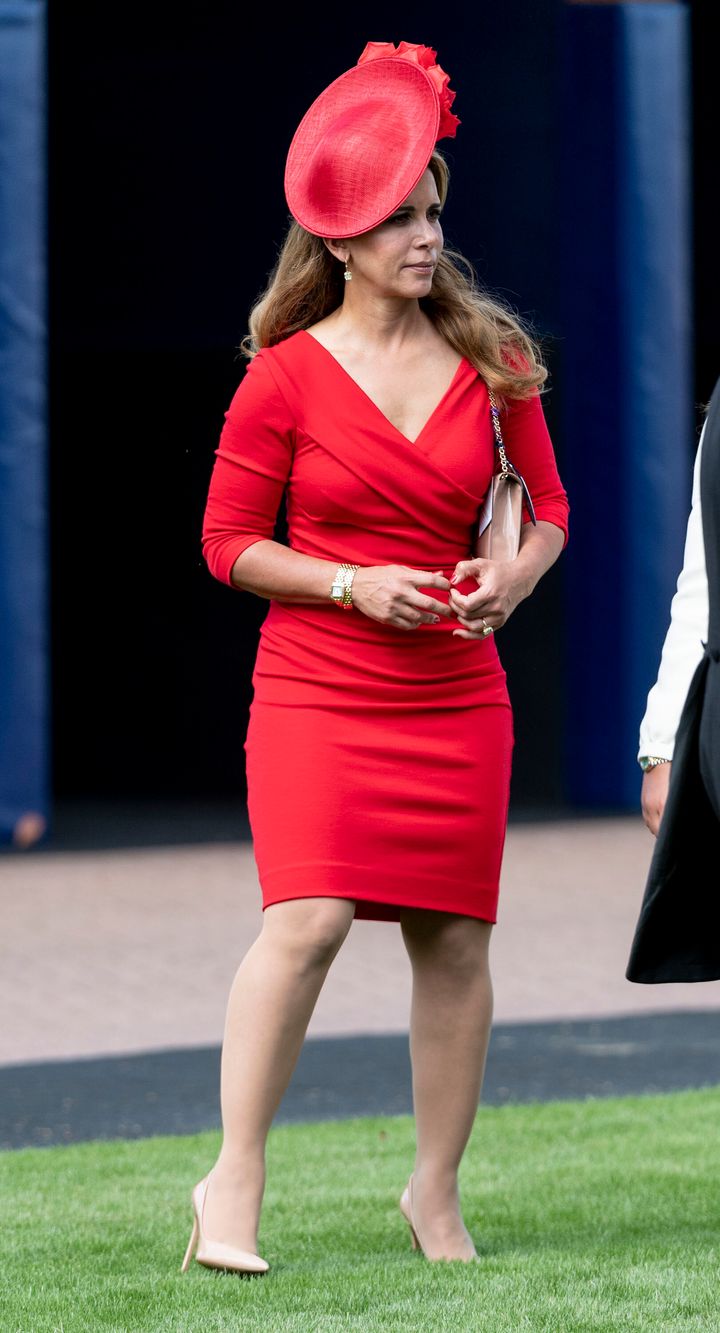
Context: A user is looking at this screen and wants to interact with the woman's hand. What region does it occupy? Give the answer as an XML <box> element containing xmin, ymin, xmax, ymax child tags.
<box><xmin>641</xmin><ymin>762</ymin><xmax>672</xmax><ymax>837</ymax></box>
<box><xmin>447</xmin><ymin>557</ymin><xmax>532</xmax><ymax>640</ymax></box>
<box><xmin>351</xmin><ymin>565</ymin><xmax>454</xmax><ymax>630</ymax></box>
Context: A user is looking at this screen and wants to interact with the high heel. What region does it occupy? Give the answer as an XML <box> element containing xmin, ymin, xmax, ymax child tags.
<box><xmin>399</xmin><ymin>1173</ymin><xmax>422</xmax><ymax>1253</ymax></box>
<box><xmin>180</xmin><ymin>1171</ymin><xmax>269</xmax><ymax>1275</ymax></box>
<box><xmin>398</xmin><ymin>1172</ymin><xmax>479</xmax><ymax>1263</ymax></box>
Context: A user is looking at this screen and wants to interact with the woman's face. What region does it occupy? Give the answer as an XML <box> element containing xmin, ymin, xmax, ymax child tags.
<box><xmin>332</xmin><ymin>168</ymin><xmax>444</xmax><ymax>297</ymax></box>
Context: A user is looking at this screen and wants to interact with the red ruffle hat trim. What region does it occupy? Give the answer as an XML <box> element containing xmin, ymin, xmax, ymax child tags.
<box><xmin>284</xmin><ymin>41</ymin><xmax>460</xmax><ymax>239</ymax></box>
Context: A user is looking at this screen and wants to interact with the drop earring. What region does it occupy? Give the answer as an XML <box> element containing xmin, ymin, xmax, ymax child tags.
<box><xmin>343</xmin><ymin>260</ymin><xmax>353</xmax><ymax>282</ymax></box>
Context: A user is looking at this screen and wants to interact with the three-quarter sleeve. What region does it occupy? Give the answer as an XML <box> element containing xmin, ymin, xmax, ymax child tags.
<box><xmin>502</xmin><ymin>388</ymin><xmax>570</xmax><ymax>546</ymax></box>
<box><xmin>201</xmin><ymin>351</ymin><xmax>296</xmax><ymax>586</ymax></box>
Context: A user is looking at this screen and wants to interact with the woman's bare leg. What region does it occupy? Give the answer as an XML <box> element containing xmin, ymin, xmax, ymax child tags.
<box><xmin>399</xmin><ymin>909</ymin><xmax>494</xmax><ymax>1260</ymax></box>
<box><xmin>200</xmin><ymin>896</ymin><xmax>356</xmax><ymax>1251</ymax></box>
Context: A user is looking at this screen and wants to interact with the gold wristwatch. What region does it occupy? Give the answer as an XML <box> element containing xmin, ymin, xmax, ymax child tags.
<box><xmin>330</xmin><ymin>563</ymin><xmax>359</xmax><ymax>609</ymax></box>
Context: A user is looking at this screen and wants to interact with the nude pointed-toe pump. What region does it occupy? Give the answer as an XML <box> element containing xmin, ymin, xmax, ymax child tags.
<box><xmin>400</xmin><ymin>1173</ymin><xmax>426</xmax><ymax>1253</ymax></box>
<box><xmin>399</xmin><ymin>1172</ymin><xmax>479</xmax><ymax>1263</ymax></box>
<box><xmin>180</xmin><ymin>1171</ymin><xmax>269</xmax><ymax>1275</ymax></box>
<box><xmin>399</xmin><ymin>1174</ymin><xmax>423</xmax><ymax>1253</ymax></box>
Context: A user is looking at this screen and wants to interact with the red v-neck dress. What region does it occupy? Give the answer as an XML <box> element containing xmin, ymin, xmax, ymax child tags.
<box><xmin>202</xmin><ymin>329</ymin><xmax>569</xmax><ymax>922</ymax></box>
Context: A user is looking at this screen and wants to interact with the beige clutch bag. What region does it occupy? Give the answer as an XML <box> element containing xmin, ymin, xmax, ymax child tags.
<box><xmin>474</xmin><ymin>386</ymin><xmax>537</xmax><ymax>561</ymax></box>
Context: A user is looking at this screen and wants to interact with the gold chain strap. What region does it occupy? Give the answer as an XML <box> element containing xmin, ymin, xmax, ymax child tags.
<box><xmin>487</xmin><ymin>387</ymin><xmax>511</xmax><ymax>477</ymax></box>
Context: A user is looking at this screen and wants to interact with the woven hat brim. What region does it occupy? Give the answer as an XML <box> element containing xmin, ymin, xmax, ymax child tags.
<box><xmin>284</xmin><ymin>59</ymin><xmax>441</xmax><ymax>238</ymax></box>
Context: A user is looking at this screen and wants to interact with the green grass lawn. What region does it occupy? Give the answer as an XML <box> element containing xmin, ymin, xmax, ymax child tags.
<box><xmin>1</xmin><ymin>1088</ymin><xmax>719</xmax><ymax>1332</ymax></box>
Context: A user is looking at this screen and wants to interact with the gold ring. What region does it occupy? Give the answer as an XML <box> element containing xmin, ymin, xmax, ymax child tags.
<box><xmin>480</xmin><ymin>618</ymin><xmax>494</xmax><ymax>637</ymax></box>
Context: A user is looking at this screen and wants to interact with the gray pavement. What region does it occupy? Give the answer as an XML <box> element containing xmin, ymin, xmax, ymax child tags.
<box><xmin>2</xmin><ymin>813</ymin><xmax>719</xmax><ymax>1147</ymax></box>
<box><xmin>3</xmin><ymin>1012</ymin><xmax>720</xmax><ymax>1151</ymax></box>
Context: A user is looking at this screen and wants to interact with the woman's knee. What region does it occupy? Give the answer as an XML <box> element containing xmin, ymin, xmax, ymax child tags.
<box><xmin>401</xmin><ymin>911</ymin><xmax>492</xmax><ymax>976</ymax></box>
<box><xmin>261</xmin><ymin>896</ymin><xmax>355</xmax><ymax>968</ymax></box>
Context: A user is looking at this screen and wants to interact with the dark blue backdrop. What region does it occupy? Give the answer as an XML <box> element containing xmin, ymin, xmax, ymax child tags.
<box><xmin>0</xmin><ymin>1</ymin><xmax>47</xmax><ymax>844</ymax></box>
<box><xmin>562</xmin><ymin>3</ymin><xmax>693</xmax><ymax>807</ymax></box>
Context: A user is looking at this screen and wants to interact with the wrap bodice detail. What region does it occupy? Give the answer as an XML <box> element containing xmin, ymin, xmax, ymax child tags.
<box><xmin>202</xmin><ymin>327</ymin><xmax>569</xmax><ymax>594</ymax></box>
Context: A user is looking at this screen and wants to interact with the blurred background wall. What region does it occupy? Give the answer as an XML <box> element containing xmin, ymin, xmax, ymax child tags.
<box><xmin>1</xmin><ymin>0</ymin><xmax>717</xmax><ymax>842</ymax></box>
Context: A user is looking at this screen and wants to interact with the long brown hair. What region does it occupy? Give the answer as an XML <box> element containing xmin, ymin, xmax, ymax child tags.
<box><xmin>240</xmin><ymin>152</ymin><xmax>547</xmax><ymax>402</ymax></box>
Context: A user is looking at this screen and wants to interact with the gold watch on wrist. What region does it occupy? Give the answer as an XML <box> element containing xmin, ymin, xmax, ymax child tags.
<box><xmin>330</xmin><ymin>563</ymin><xmax>359</xmax><ymax>609</ymax></box>
<box><xmin>639</xmin><ymin>756</ymin><xmax>671</xmax><ymax>773</ymax></box>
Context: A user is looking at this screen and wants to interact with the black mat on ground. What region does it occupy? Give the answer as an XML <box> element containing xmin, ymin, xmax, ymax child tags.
<box><xmin>2</xmin><ymin>1011</ymin><xmax>718</xmax><ymax>1151</ymax></box>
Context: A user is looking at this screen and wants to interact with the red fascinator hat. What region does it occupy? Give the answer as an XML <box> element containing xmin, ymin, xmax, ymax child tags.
<box><xmin>284</xmin><ymin>41</ymin><xmax>460</xmax><ymax>239</ymax></box>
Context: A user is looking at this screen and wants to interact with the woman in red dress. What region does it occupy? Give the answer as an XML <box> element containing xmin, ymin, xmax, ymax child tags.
<box><xmin>183</xmin><ymin>42</ymin><xmax>569</xmax><ymax>1273</ymax></box>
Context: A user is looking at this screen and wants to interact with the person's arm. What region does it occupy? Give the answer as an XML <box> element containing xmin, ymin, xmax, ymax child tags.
<box><xmin>449</xmin><ymin>385</ymin><xmax>569</xmax><ymax>635</ymax></box>
<box><xmin>638</xmin><ymin>423</ymin><xmax>709</xmax><ymax>833</ymax></box>
<box><xmin>201</xmin><ymin>352</ymin><xmax>452</xmax><ymax>623</ymax></box>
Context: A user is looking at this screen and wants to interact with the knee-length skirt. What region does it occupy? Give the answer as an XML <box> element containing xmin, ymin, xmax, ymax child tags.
<box><xmin>244</xmin><ymin>595</ymin><xmax>513</xmax><ymax>923</ymax></box>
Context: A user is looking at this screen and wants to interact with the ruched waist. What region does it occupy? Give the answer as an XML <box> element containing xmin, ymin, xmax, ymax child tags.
<box><xmin>252</xmin><ymin>589</ymin><xmax>509</xmax><ymax>711</ymax></box>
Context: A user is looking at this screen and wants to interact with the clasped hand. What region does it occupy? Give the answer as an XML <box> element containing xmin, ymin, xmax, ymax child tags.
<box><xmin>350</xmin><ymin>558</ymin><xmax>529</xmax><ymax>636</ymax></box>
<box><xmin>448</xmin><ymin>557</ymin><xmax>529</xmax><ymax>639</ymax></box>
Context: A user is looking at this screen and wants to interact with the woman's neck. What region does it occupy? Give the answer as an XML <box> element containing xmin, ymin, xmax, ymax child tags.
<box><xmin>324</xmin><ymin>294</ymin><xmax>431</xmax><ymax>355</ymax></box>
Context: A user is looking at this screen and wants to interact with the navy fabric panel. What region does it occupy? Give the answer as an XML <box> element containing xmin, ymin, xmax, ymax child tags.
<box><xmin>0</xmin><ymin>2</ymin><xmax>48</xmax><ymax>843</ymax></box>
<box><xmin>561</xmin><ymin>4</ymin><xmax>692</xmax><ymax>807</ymax></box>
<box><xmin>619</xmin><ymin>7</ymin><xmax>693</xmax><ymax>791</ymax></box>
